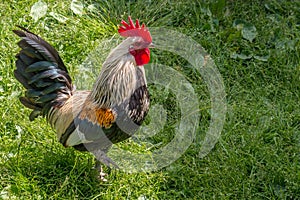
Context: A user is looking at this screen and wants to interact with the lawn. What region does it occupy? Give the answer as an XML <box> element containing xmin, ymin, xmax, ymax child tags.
<box><xmin>0</xmin><ymin>0</ymin><xmax>299</xmax><ymax>199</ymax></box>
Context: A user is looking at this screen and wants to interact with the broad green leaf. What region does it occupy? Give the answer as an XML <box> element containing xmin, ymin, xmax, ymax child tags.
<box><xmin>71</xmin><ymin>0</ymin><xmax>84</xmax><ymax>16</ymax></box>
<box><xmin>230</xmin><ymin>52</ymin><xmax>253</xmax><ymax>60</ymax></box>
<box><xmin>49</xmin><ymin>12</ymin><xmax>68</xmax><ymax>23</ymax></box>
<box><xmin>30</xmin><ymin>0</ymin><xmax>48</xmax><ymax>22</ymax></box>
<box><xmin>87</xmin><ymin>4</ymin><xmax>98</xmax><ymax>13</ymax></box>
<box><xmin>254</xmin><ymin>55</ymin><xmax>270</xmax><ymax>62</ymax></box>
<box><xmin>233</xmin><ymin>19</ymin><xmax>247</xmax><ymax>30</ymax></box>
<box><xmin>233</xmin><ymin>19</ymin><xmax>258</xmax><ymax>42</ymax></box>
<box><xmin>242</xmin><ymin>23</ymin><xmax>257</xmax><ymax>42</ymax></box>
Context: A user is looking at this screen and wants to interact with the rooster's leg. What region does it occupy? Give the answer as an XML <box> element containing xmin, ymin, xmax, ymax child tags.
<box><xmin>91</xmin><ymin>149</ymin><xmax>119</xmax><ymax>181</ymax></box>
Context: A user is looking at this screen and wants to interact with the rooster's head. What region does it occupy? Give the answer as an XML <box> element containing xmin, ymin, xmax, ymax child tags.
<box><xmin>118</xmin><ymin>16</ymin><xmax>153</xmax><ymax>66</ymax></box>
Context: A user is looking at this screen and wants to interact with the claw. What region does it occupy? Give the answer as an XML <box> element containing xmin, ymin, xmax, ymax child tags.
<box><xmin>94</xmin><ymin>159</ymin><xmax>108</xmax><ymax>182</ymax></box>
<box><xmin>99</xmin><ymin>168</ymin><xmax>108</xmax><ymax>182</ymax></box>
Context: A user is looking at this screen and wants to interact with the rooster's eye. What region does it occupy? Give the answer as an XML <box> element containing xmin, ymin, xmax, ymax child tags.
<box><xmin>135</xmin><ymin>42</ymin><xmax>142</xmax><ymax>47</ymax></box>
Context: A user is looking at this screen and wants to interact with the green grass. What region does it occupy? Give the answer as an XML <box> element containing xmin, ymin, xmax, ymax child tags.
<box><xmin>1</xmin><ymin>0</ymin><xmax>300</xmax><ymax>199</ymax></box>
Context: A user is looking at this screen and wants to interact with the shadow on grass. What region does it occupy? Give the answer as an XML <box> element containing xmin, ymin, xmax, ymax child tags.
<box><xmin>2</xmin><ymin>145</ymin><xmax>113</xmax><ymax>199</ymax></box>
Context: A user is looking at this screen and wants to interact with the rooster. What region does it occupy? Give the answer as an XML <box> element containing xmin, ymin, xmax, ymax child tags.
<box><xmin>13</xmin><ymin>16</ymin><xmax>153</xmax><ymax>181</ymax></box>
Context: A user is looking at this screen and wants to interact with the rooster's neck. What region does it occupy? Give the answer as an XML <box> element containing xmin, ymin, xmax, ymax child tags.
<box><xmin>90</xmin><ymin>53</ymin><xmax>144</xmax><ymax>108</ymax></box>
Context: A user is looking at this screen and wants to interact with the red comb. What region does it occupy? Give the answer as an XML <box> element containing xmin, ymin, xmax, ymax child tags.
<box><xmin>118</xmin><ymin>16</ymin><xmax>152</xmax><ymax>43</ymax></box>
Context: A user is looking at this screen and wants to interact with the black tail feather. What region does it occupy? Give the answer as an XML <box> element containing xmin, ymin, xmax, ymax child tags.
<box><xmin>19</xmin><ymin>97</ymin><xmax>41</xmax><ymax>110</ymax></box>
<box><xmin>13</xmin><ymin>26</ymin><xmax>67</xmax><ymax>72</ymax></box>
<box><xmin>13</xmin><ymin>26</ymin><xmax>74</xmax><ymax>120</ymax></box>
<box><xmin>14</xmin><ymin>70</ymin><xmax>31</xmax><ymax>89</ymax></box>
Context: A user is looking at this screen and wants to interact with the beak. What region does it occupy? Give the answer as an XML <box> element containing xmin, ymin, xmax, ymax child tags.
<box><xmin>148</xmin><ymin>42</ymin><xmax>155</xmax><ymax>48</ymax></box>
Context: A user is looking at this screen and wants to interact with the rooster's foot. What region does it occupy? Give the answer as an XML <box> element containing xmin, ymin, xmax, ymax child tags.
<box><xmin>94</xmin><ymin>159</ymin><xmax>108</xmax><ymax>181</ymax></box>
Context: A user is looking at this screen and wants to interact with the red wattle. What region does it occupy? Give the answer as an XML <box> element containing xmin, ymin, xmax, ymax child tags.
<box><xmin>132</xmin><ymin>48</ymin><xmax>150</xmax><ymax>66</ymax></box>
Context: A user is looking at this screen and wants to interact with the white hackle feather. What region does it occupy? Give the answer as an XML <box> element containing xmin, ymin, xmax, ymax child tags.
<box><xmin>90</xmin><ymin>37</ymin><xmax>147</xmax><ymax>108</ymax></box>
